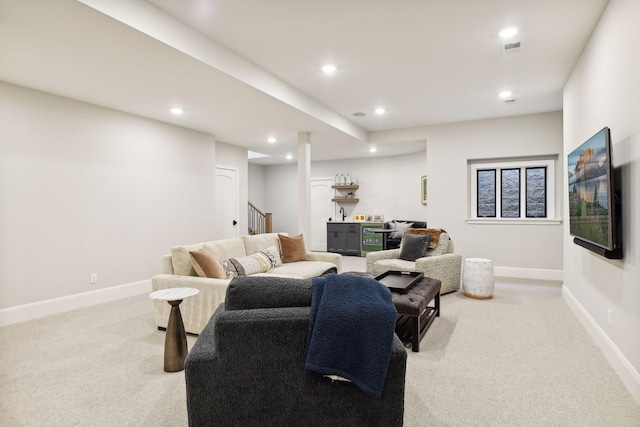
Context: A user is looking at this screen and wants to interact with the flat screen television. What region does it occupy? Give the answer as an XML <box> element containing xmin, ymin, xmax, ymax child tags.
<box><xmin>567</xmin><ymin>126</ymin><xmax>622</xmax><ymax>259</ymax></box>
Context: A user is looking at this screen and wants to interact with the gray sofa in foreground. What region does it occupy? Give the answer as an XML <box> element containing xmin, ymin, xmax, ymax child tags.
<box><xmin>184</xmin><ymin>276</ymin><xmax>407</xmax><ymax>427</ymax></box>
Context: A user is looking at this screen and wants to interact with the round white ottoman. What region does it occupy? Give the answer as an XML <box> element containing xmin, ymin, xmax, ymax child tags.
<box><xmin>462</xmin><ymin>258</ymin><xmax>494</xmax><ymax>299</ymax></box>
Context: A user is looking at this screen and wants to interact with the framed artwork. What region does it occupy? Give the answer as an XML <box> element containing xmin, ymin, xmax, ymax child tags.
<box><xmin>374</xmin><ymin>214</ymin><xmax>384</xmax><ymax>222</ymax></box>
<box><xmin>421</xmin><ymin>175</ymin><xmax>427</xmax><ymax>205</ymax></box>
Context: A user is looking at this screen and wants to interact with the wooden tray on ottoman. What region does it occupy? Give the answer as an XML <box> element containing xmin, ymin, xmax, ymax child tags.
<box><xmin>374</xmin><ymin>271</ymin><xmax>424</xmax><ymax>294</ymax></box>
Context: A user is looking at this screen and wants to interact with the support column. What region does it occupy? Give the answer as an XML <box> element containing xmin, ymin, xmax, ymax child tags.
<box><xmin>297</xmin><ymin>132</ymin><xmax>311</xmax><ymax>249</ymax></box>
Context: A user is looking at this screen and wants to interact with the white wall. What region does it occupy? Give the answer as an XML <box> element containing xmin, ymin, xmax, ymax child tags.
<box><xmin>248</xmin><ymin>163</ymin><xmax>266</xmax><ymax>210</ymax></box>
<box><xmin>264</xmin><ymin>163</ymin><xmax>297</xmax><ymax>234</ymax></box>
<box><xmin>563</xmin><ymin>0</ymin><xmax>640</xmax><ymax>402</ymax></box>
<box><xmin>263</xmin><ymin>152</ymin><xmax>428</xmax><ymax>235</ymax></box>
<box><xmin>312</xmin><ymin>152</ymin><xmax>428</xmax><ymax>223</ymax></box>
<box><xmin>0</xmin><ymin>82</ymin><xmax>218</xmax><ymax>309</ymax></box>
<box><xmin>264</xmin><ymin>114</ymin><xmax>564</xmax><ymax>277</ymax></box>
<box><xmin>265</xmin><ymin>112</ymin><xmax>564</xmax><ymax>280</ymax></box>
<box><xmin>426</xmin><ymin>112</ymin><xmax>564</xmax><ymax>273</ymax></box>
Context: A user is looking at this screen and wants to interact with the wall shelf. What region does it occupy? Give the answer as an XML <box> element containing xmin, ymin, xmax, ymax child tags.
<box><xmin>331</xmin><ymin>185</ymin><xmax>359</xmax><ymax>190</ymax></box>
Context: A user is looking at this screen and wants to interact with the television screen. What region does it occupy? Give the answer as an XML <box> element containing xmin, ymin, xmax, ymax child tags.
<box><xmin>568</xmin><ymin>127</ymin><xmax>618</xmax><ymax>252</ymax></box>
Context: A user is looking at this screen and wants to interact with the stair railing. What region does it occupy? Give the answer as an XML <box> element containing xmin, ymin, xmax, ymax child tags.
<box><xmin>248</xmin><ymin>202</ymin><xmax>272</xmax><ymax>235</ymax></box>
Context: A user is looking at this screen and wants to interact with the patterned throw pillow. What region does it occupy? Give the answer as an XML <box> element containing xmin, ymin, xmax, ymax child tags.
<box><xmin>260</xmin><ymin>245</ymin><xmax>283</xmax><ymax>267</ymax></box>
<box><xmin>225</xmin><ymin>252</ymin><xmax>273</xmax><ymax>277</ymax></box>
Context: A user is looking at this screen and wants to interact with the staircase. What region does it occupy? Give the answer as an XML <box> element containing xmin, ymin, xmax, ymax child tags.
<box><xmin>248</xmin><ymin>202</ymin><xmax>272</xmax><ymax>235</ymax></box>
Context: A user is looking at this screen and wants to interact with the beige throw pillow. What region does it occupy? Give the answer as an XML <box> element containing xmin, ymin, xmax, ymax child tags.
<box><xmin>278</xmin><ymin>234</ymin><xmax>308</xmax><ymax>263</ymax></box>
<box><xmin>189</xmin><ymin>246</ymin><xmax>227</xmax><ymax>279</ymax></box>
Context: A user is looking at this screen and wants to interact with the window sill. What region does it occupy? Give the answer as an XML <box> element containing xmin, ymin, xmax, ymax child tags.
<box><xmin>465</xmin><ymin>218</ymin><xmax>562</xmax><ymax>225</ymax></box>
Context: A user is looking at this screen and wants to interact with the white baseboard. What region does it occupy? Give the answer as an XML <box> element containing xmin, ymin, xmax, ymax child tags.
<box><xmin>494</xmin><ymin>266</ymin><xmax>563</xmax><ymax>282</ymax></box>
<box><xmin>0</xmin><ymin>280</ymin><xmax>152</xmax><ymax>327</ymax></box>
<box><xmin>562</xmin><ymin>285</ymin><xmax>640</xmax><ymax>406</ymax></box>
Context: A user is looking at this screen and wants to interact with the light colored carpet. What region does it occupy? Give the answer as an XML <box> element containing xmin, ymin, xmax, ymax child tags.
<box><xmin>1</xmin><ymin>274</ymin><xmax>639</xmax><ymax>426</ymax></box>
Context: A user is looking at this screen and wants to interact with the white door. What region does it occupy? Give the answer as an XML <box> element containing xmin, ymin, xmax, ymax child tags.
<box><xmin>215</xmin><ymin>166</ymin><xmax>239</xmax><ymax>238</ymax></box>
<box><xmin>310</xmin><ymin>178</ymin><xmax>334</xmax><ymax>251</ymax></box>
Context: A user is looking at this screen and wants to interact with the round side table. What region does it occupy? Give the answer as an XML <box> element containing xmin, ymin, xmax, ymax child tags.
<box><xmin>149</xmin><ymin>287</ymin><xmax>199</xmax><ymax>372</ymax></box>
<box><xmin>462</xmin><ymin>258</ymin><xmax>494</xmax><ymax>299</ymax></box>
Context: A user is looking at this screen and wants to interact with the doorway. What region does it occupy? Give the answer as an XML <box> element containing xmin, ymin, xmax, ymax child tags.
<box><xmin>310</xmin><ymin>178</ymin><xmax>334</xmax><ymax>251</ymax></box>
<box><xmin>215</xmin><ymin>166</ymin><xmax>239</xmax><ymax>238</ymax></box>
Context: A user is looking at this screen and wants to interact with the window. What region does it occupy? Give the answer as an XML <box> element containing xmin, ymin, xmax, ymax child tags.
<box><xmin>501</xmin><ymin>168</ymin><xmax>520</xmax><ymax>218</ymax></box>
<box><xmin>469</xmin><ymin>157</ymin><xmax>558</xmax><ymax>224</ymax></box>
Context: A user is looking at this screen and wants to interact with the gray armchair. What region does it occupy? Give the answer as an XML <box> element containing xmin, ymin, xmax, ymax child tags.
<box><xmin>366</xmin><ymin>231</ymin><xmax>462</xmax><ymax>294</ymax></box>
<box><xmin>184</xmin><ymin>276</ymin><xmax>407</xmax><ymax>427</ymax></box>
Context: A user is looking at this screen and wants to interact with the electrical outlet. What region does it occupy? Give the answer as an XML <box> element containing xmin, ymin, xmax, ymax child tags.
<box><xmin>90</xmin><ymin>273</ymin><xmax>98</xmax><ymax>284</ymax></box>
<box><xmin>607</xmin><ymin>309</ymin><xmax>613</xmax><ymax>327</ymax></box>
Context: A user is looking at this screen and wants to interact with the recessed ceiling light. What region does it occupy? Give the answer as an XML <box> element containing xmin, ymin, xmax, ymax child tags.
<box><xmin>369</xmin><ymin>147</ymin><xmax>378</xmax><ymax>153</ymax></box>
<box><xmin>322</xmin><ymin>64</ymin><xmax>337</xmax><ymax>74</ymax></box>
<box><xmin>170</xmin><ymin>107</ymin><xmax>184</xmax><ymax>115</ymax></box>
<box><xmin>267</xmin><ymin>137</ymin><xmax>277</xmax><ymax>143</ymax></box>
<box><xmin>499</xmin><ymin>90</ymin><xmax>512</xmax><ymax>99</ymax></box>
<box><xmin>353</xmin><ymin>112</ymin><xmax>366</xmax><ymax>117</ymax></box>
<box><xmin>374</xmin><ymin>107</ymin><xmax>386</xmax><ymax>115</ymax></box>
<box><xmin>286</xmin><ymin>154</ymin><xmax>293</xmax><ymax>160</ymax></box>
<box><xmin>499</xmin><ymin>27</ymin><xmax>518</xmax><ymax>38</ymax></box>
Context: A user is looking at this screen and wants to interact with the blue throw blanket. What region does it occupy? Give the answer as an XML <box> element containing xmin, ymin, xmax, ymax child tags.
<box><xmin>305</xmin><ymin>274</ymin><xmax>397</xmax><ymax>397</ymax></box>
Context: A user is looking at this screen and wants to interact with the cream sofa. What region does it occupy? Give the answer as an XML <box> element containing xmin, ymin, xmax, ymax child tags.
<box><xmin>152</xmin><ymin>233</ymin><xmax>341</xmax><ymax>334</ymax></box>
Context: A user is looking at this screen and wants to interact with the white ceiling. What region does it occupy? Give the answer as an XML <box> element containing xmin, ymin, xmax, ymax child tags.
<box><xmin>0</xmin><ymin>0</ymin><xmax>607</xmax><ymax>164</ymax></box>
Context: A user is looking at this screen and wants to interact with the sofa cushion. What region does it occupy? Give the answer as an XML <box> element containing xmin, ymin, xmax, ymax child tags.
<box><xmin>266</xmin><ymin>261</ymin><xmax>336</xmax><ymax>279</ymax></box>
<box><xmin>171</xmin><ymin>238</ymin><xmax>246</xmax><ymax>276</ymax></box>
<box><xmin>426</xmin><ymin>232</ymin><xmax>450</xmax><ymax>256</ymax></box>
<box><xmin>172</xmin><ymin>242</ymin><xmax>205</xmax><ymax>276</ymax></box>
<box><xmin>399</xmin><ymin>233</ymin><xmax>432</xmax><ymax>261</ymax></box>
<box><xmin>390</xmin><ymin>221</ymin><xmax>413</xmax><ymax>239</ymax></box>
<box><xmin>279</xmin><ymin>234</ymin><xmax>308</xmax><ymax>263</ymax></box>
<box><xmin>241</xmin><ymin>233</ymin><xmax>284</xmax><ymax>257</ymax></box>
<box><xmin>372</xmin><ymin>259</ymin><xmax>418</xmax><ymax>275</ymax></box>
<box><xmin>224</xmin><ymin>276</ymin><xmax>313</xmax><ymax>310</ymax></box>
<box><xmin>190</xmin><ymin>246</ymin><xmax>227</xmax><ymax>279</ymax></box>
<box><xmin>226</xmin><ymin>252</ymin><xmax>273</xmax><ymax>276</ymax></box>
<box><xmin>208</xmin><ymin>237</ymin><xmax>248</xmax><ymax>260</ymax></box>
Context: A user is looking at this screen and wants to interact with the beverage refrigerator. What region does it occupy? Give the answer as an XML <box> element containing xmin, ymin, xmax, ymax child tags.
<box><xmin>361</xmin><ymin>223</ymin><xmax>384</xmax><ymax>254</ymax></box>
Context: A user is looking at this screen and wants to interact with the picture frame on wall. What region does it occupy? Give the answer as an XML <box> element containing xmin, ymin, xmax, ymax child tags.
<box><xmin>374</xmin><ymin>214</ymin><xmax>384</xmax><ymax>222</ymax></box>
<box><xmin>421</xmin><ymin>175</ymin><xmax>427</xmax><ymax>205</ymax></box>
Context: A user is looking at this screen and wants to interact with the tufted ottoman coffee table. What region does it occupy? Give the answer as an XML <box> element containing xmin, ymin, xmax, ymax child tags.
<box><xmin>342</xmin><ymin>271</ymin><xmax>441</xmax><ymax>352</ymax></box>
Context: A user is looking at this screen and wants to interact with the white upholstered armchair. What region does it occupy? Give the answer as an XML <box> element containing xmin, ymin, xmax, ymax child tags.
<box><xmin>366</xmin><ymin>230</ymin><xmax>462</xmax><ymax>294</ymax></box>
